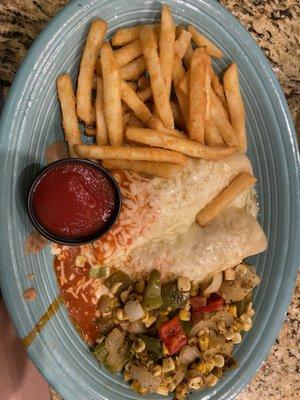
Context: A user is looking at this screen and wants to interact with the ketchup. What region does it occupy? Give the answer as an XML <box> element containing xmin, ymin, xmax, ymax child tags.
<box><xmin>32</xmin><ymin>162</ymin><xmax>117</xmax><ymax>239</ymax></box>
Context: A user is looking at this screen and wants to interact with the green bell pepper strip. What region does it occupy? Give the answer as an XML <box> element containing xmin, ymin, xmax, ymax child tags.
<box><xmin>142</xmin><ymin>269</ymin><xmax>163</xmax><ymax>310</ymax></box>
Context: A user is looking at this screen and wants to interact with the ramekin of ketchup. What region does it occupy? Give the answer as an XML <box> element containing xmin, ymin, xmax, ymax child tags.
<box><xmin>27</xmin><ymin>159</ymin><xmax>122</xmax><ymax>245</ymax></box>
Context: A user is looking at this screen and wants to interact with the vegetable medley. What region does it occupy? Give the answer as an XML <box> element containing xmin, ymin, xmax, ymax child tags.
<box><xmin>91</xmin><ymin>264</ymin><xmax>260</xmax><ymax>398</ymax></box>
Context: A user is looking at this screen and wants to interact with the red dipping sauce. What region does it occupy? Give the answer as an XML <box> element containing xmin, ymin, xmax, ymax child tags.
<box><xmin>30</xmin><ymin>161</ymin><xmax>119</xmax><ymax>241</ymax></box>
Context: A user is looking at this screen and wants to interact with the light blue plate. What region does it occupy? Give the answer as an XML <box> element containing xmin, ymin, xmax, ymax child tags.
<box><xmin>0</xmin><ymin>1</ymin><xmax>299</xmax><ymax>399</ymax></box>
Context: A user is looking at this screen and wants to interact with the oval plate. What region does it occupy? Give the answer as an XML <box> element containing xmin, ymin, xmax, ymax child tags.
<box><xmin>0</xmin><ymin>1</ymin><xmax>299</xmax><ymax>399</ymax></box>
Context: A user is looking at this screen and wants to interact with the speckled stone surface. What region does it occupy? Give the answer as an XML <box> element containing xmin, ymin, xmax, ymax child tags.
<box><xmin>0</xmin><ymin>1</ymin><xmax>299</xmax><ymax>399</ymax></box>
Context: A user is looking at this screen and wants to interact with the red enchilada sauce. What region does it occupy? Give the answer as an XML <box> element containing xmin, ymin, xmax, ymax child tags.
<box><xmin>32</xmin><ymin>162</ymin><xmax>117</xmax><ymax>239</ymax></box>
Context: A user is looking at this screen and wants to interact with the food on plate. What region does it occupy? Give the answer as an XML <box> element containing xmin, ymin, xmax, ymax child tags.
<box><xmin>196</xmin><ymin>172</ymin><xmax>257</xmax><ymax>226</ymax></box>
<box><xmin>100</xmin><ymin>42</ymin><xmax>123</xmax><ymax>146</ymax></box>
<box><xmin>95</xmin><ymin>77</ymin><xmax>109</xmax><ymax>145</ymax></box>
<box><xmin>76</xmin><ymin>19</ymin><xmax>107</xmax><ymax>125</ymax></box>
<box><xmin>139</xmin><ymin>25</ymin><xmax>174</xmax><ymax>129</ymax></box>
<box><xmin>187</xmin><ymin>25</ymin><xmax>223</xmax><ymax>58</ymax></box>
<box><xmin>56</xmin><ymin>74</ymin><xmax>81</xmax><ymax>157</ymax></box>
<box><xmin>223</xmin><ymin>63</ymin><xmax>247</xmax><ymax>153</ymax></box>
<box><xmin>159</xmin><ymin>5</ymin><xmax>176</xmax><ymax>98</ymax></box>
<box><xmin>189</xmin><ymin>47</ymin><xmax>211</xmax><ymax>143</ymax></box>
<box><xmin>29</xmin><ymin>160</ymin><xmax>119</xmax><ymax>241</ymax></box>
<box><xmin>102</xmin><ymin>159</ymin><xmax>182</xmax><ymax>179</ymax></box>
<box><xmin>125</xmin><ymin>128</ymin><xmax>236</xmax><ymax>160</ymax></box>
<box><xmin>26</xmin><ymin>4</ymin><xmax>268</xmax><ymax>399</ymax></box>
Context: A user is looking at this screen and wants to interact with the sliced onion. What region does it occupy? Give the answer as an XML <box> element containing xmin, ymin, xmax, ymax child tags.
<box><xmin>130</xmin><ymin>364</ymin><xmax>161</xmax><ymax>391</ymax></box>
<box><xmin>204</xmin><ymin>272</ymin><xmax>223</xmax><ymax>296</ymax></box>
<box><xmin>124</xmin><ymin>299</ymin><xmax>145</xmax><ymax>322</ymax></box>
<box><xmin>179</xmin><ymin>345</ymin><xmax>200</xmax><ymax>365</ymax></box>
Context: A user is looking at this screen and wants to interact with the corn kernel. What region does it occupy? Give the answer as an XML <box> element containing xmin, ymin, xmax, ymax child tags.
<box><xmin>152</xmin><ymin>365</ymin><xmax>162</xmax><ymax>377</ymax></box>
<box><xmin>224</xmin><ymin>268</ymin><xmax>236</xmax><ymax>280</ymax></box>
<box><xmin>213</xmin><ymin>354</ymin><xmax>225</xmax><ymax>368</ymax></box>
<box><xmin>156</xmin><ymin>385</ymin><xmax>169</xmax><ymax>396</ymax></box>
<box><xmin>123</xmin><ymin>370</ymin><xmax>131</xmax><ymax>382</ymax></box>
<box><xmin>187</xmin><ymin>376</ymin><xmax>203</xmax><ymax>390</ymax></box>
<box><xmin>179</xmin><ymin>309</ymin><xmax>191</xmax><ymax>321</ymax></box>
<box><xmin>132</xmin><ymin>338</ymin><xmax>145</xmax><ymax>353</ymax></box>
<box><xmin>95</xmin><ymin>335</ymin><xmax>105</xmax><ymax>344</ymax></box>
<box><xmin>162</xmin><ymin>343</ymin><xmax>169</xmax><ymax>355</ymax></box>
<box><xmin>116</xmin><ymin>308</ymin><xmax>127</xmax><ymax>321</ymax></box>
<box><xmin>229</xmin><ymin>304</ymin><xmax>237</xmax><ymax>318</ymax></box>
<box><xmin>130</xmin><ymin>380</ymin><xmax>141</xmax><ymax>392</ymax></box>
<box><xmin>177</xmin><ymin>276</ymin><xmax>191</xmax><ymax>292</ymax></box>
<box><xmin>162</xmin><ymin>357</ymin><xmax>175</xmax><ymax>373</ymax></box>
<box><xmin>75</xmin><ymin>255</ymin><xmax>87</xmax><ymax>268</ymax></box>
<box><xmin>236</xmin><ymin>264</ymin><xmax>247</xmax><ymax>276</ymax></box>
<box><xmin>242</xmin><ymin>322</ymin><xmax>252</xmax><ymax>332</ymax></box>
<box><xmin>232</xmin><ymin>332</ymin><xmax>242</xmax><ymax>344</ymax></box>
<box><xmin>199</xmin><ymin>335</ymin><xmax>209</xmax><ymax>352</ymax></box>
<box><xmin>125</xmin><ymin>362</ymin><xmax>132</xmax><ymax>372</ymax></box>
<box><xmin>248</xmin><ymin>309</ymin><xmax>255</xmax><ymax>317</ymax></box>
<box><xmin>164</xmin><ymin>375</ymin><xmax>173</xmax><ymax>384</ymax></box>
<box><xmin>145</xmin><ymin>315</ymin><xmax>157</xmax><ymax>328</ymax></box>
<box><xmin>111</xmin><ymin>281</ymin><xmax>123</xmax><ymax>294</ymax></box>
<box><xmin>224</xmin><ymin>330</ymin><xmax>235</xmax><ymax>341</ymax></box>
<box><xmin>188</xmin><ymin>337</ymin><xmax>198</xmax><ymax>346</ymax></box>
<box><xmin>205</xmin><ymin>359</ymin><xmax>215</xmax><ymax>374</ymax></box>
<box><xmin>142</xmin><ymin>309</ymin><xmax>149</xmax><ymax>323</ymax></box>
<box><xmin>205</xmin><ymin>374</ymin><xmax>219</xmax><ymax>387</ymax></box>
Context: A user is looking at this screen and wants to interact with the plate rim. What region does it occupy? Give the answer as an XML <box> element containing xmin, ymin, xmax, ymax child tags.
<box><xmin>0</xmin><ymin>0</ymin><xmax>299</xmax><ymax>399</ymax></box>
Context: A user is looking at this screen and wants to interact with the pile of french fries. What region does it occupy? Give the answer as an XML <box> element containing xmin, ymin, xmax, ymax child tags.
<box><xmin>56</xmin><ymin>5</ymin><xmax>248</xmax><ymax>181</ymax></box>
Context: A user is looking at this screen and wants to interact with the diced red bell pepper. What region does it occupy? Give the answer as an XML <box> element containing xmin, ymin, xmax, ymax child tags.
<box><xmin>190</xmin><ymin>296</ymin><xmax>207</xmax><ymax>309</ymax></box>
<box><xmin>191</xmin><ymin>294</ymin><xmax>225</xmax><ymax>323</ymax></box>
<box><xmin>159</xmin><ymin>316</ymin><xmax>187</xmax><ymax>355</ymax></box>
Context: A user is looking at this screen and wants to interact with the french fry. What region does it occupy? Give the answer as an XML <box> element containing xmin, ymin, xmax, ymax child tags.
<box><xmin>120</xmin><ymin>56</ymin><xmax>146</xmax><ymax>81</ymax></box>
<box><xmin>95</xmin><ymin>77</ymin><xmax>109</xmax><ymax>145</ymax></box>
<box><xmin>76</xmin><ymin>20</ymin><xmax>107</xmax><ymax>125</ymax></box>
<box><xmin>183</xmin><ymin>43</ymin><xmax>193</xmax><ymax>69</ymax></box>
<box><xmin>172</xmin><ymin>55</ymin><xmax>189</xmax><ymax>126</ymax></box>
<box><xmin>112</xmin><ymin>26</ymin><xmax>143</xmax><ymax>46</ymax></box>
<box><xmin>204</xmin><ymin>118</ymin><xmax>224</xmax><ymax>146</ymax></box>
<box><xmin>102</xmin><ymin>159</ymin><xmax>182</xmax><ymax>179</ymax></box>
<box><xmin>126</xmin><ymin>127</ymin><xmax>237</xmax><ymax>160</ymax></box>
<box><xmin>179</xmin><ymin>71</ymin><xmax>189</xmax><ymax>96</ymax></box>
<box><xmin>121</xmin><ymin>80</ymin><xmax>183</xmax><ymax>137</ymax></box>
<box><xmin>111</xmin><ymin>25</ymin><xmax>155</xmax><ymax>46</ymax></box>
<box><xmin>100</xmin><ymin>42</ymin><xmax>123</xmax><ymax>146</ymax></box>
<box><xmin>188</xmin><ymin>25</ymin><xmax>223</xmax><ymax>58</ymax></box>
<box><xmin>56</xmin><ymin>74</ymin><xmax>81</xmax><ymax>157</ymax></box>
<box><xmin>114</xmin><ymin>39</ymin><xmax>143</xmax><ymax>67</ymax></box>
<box><xmin>189</xmin><ymin>48</ymin><xmax>211</xmax><ymax>144</ymax></box>
<box><xmin>159</xmin><ymin>5</ymin><xmax>176</xmax><ymax>98</ymax></box>
<box><xmin>223</xmin><ymin>63</ymin><xmax>247</xmax><ymax>153</ymax></box>
<box><xmin>137</xmin><ymin>86</ymin><xmax>152</xmax><ymax>102</ymax></box>
<box><xmin>210</xmin><ymin>87</ymin><xmax>238</xmax><ymax>147</ymax></box>
<box><xmin>170</xmin><ymin>101</ymin><xmax>185</xmax><ymax>129</ymax></box>
<box><xmin>210</xmin><ymin>65</ymin><xmax>228</xmax><ymax>113</ymax></box>
<box><xmin>75</xmin><ymin>144</ymin><xmax>187</xmax><ymax>165</ymax></box>
<box><xmin>121</xmin><ymin>80</ymin><xmax>156</xmax><ymax>127</ymax></box>
<box><xmin>196</xmin><ymin>172</ymin><xmax>256</xmax><ymax>226</ymax></box>
<box><xmin>140</xmin><ymin>26</ymin><xmax>174</xmax><ymax>129</ymax></box>
<box><xmin>175</xmin><ymin>28</ymin><xmax>192</xmax><ymax>60</ymax></box>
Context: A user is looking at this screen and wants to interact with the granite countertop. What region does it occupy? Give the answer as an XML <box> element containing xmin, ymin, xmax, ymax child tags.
<box><xmin>0</xmin><ymin>1</ymin><xmax>299</xmax><ymax>399</ymax></box>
